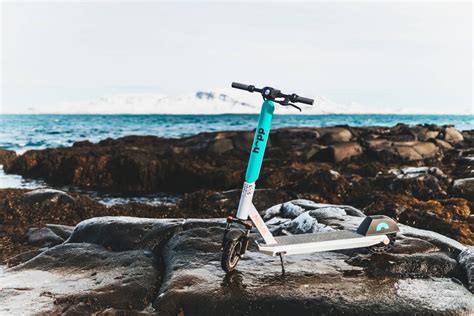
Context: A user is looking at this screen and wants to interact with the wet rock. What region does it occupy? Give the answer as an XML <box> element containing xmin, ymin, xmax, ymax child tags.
<box><xmin>318</xmin><ymin>142</ymin><xmax>363</xmax><ymax>162</ymax></box>
<box><xmin>443</xmin><ymin>126</ymin><xmax>464</xmax><ymax>144</ymax></box>
<box><xmin>2</xmin><ymin>199</ymin><xmax>474</xmax><ymax>315</ymax></box>
<box><xmin>155</xmin><ymin>203</ymin><xmax>473</xmax><ymax>315</ymax></box>
<box><xmin>231</xmin><ymin>131</ymin><xmax>255</xmax><ymax>151</ymax></box>
<box><xmin>367</xmin><ymin>140</ymin><xmax>441</xmax><ymax>162</ymax></box>
<box><xmin>1</xmin><ymin>243</ymin><xmax>159</xmax><ymax>314</ymax></box>
<box><xmin>410</xmin><ymin>126</ymin><xmax>440</xmax><ymax>141</ymax></box>
<box><xmin>27</xmin><ymin>227</ymin><xmax>64</xmax><ymax>247</ymax></box>
<box><xmin>67</xmin><ymin>216</ymin><xmax>184</xmax><ymax>252</ymax></box>
<box><xmin>386</xmin><ymin>167</ymin><xmax>449</xmax><ymax>199</ymax></box>
<box><xmin>318</xmin><ymin>127</ymin><xmax>352</xmax><ymax>144</ymax></box>
<box><xmin>209</xmin><ymin>138</ymin><xmax>234</xmax><ymax>154</ymax></box>
<box><xmin>452</xmin><ymin>178</ymin><xmax>474</xmax><ymax>200</ymax></box>
<box><xmin>348</xmin><ymin>252</ymin><xmax>458</xmax><ymax>278</ymax></box>
<box><xmin>0</xmin><ymin>148</ymin><xmax>17</xmax><ymax>169</ymax></box>
<box><xmin>45</xmin><ymin>224</ymin><xmax>75</xmax><ymax>240</ymax></box>
<box><xmin>3</xmin><ymin>125</ymin><xmax>468</xmax><ymax>195</ymax></box>
<box><xmin>72</xmin><ymin>140</ymin><xmax>94</xmax><ymax>147</ymax></box>
<box><xmin>22</xmin><ymin>188</ymin><xmax>75</xmax><ymax>205</ymax></box>
<box><xmin>458</xmin><ymin>247</ymin><xmax>474</xmax><ymax>292</ymax></box>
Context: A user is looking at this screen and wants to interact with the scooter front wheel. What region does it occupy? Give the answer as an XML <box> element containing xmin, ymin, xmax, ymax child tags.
<box><xmin>221</xmin><ymin>238</ymin><xmax>243</xmax><ymax>273</ymax></box>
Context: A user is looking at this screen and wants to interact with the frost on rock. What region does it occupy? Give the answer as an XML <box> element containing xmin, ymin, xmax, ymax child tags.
<box><xmin>389</xmin><ymin>166</ymin><xmax>445</xmax><ymax>179</ymax></box>
<box><xmin>309</xmin><ymin>207</ymin><xmax>347</xmax><ymax>221</ymax></box>
<box><xmin>264</xmin><ymin>217</ymin><xmax>291</xmax><ymax>227</ymax></box>
<box><xmin>262</xmin><ymin>204</ymin><xmax>282</xmax><ymax>220</ymax></box>
<box><xmin>286</xmin><ymin>212</ymin><xmax>334</xmax><ymax>235</ymax></box>
<box><xmin>458</xmin><ymin>247</ymin><xmax>474</xmax><ymax>293</ymax></box>
<box><xmin>280</xmin><ymin>202</ymin><xmax>305</xmax><ymax>219</ymax></box>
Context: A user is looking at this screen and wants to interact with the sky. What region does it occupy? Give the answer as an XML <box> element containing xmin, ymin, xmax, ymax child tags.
<box><xmin>1</xmin><ymin>1</ymin><xmax>472</xmax><ymax>114</ymax></box>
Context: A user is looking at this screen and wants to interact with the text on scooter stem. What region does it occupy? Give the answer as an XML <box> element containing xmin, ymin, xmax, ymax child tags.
<box><xmin>252</xmin><ymin>128</ymin><xmax>266</xmax><ymax>154</ymax></box>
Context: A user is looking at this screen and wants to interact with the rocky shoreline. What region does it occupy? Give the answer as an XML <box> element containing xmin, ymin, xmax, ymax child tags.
<box><xmin>1</xmin><ymin>124</ymin><xmax>473</xmax><ymax>244</ymax></box>
<box><xmin>0</xmin><ymin>124</ymin><xmax>473</xmax><ymax>314</ymax></box>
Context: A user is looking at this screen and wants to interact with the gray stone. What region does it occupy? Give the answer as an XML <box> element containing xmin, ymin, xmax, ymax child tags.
<box><xmin>67</xmin><ymin>216</ymin><xmax>184</xmax><ymax>252</ymax></box>
<box><xmin>458</xmin><ymin>247</ymin><xmax>474</xmax><ymax>292</ymax></box>
<box><xmin>22</xmin><ymin>189</ymin><xmax>75</xmax><ymax>205</ymax></box>
<box><xmin>45</xmin><ymin>224</ymin><xmax>75</xmax><ymax>240</ymax></box>
<box><xmin>452</xmin><ymin>178</ymin><xmax>474</xmax><ymax>199</ymax></box>
<box><xmin>27</xmin><ymin>227</ymin><xmax>64</xmax><ymax>247</ymax></box>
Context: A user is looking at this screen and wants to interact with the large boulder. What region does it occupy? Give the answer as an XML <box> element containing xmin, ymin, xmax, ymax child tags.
<box><xmin>443</xmin><ymin>127</ymin><xmax>464</xmax><ymax>144</ymax></box>
<box><xmin>22</xmin><ymin>188</ymin><xmax>76</xmax><ymax>205</ymax></box>
<box><xmin>67</xmin><ymin>216</ymin><xmax>185</xmax><ymax>252</ymax></box>
<box><xmin>0</xmin><ymin>148</ymin><xmax>17</xmax><ymax>169</ymax></box>
<box><xmin>383</xmin><ymin>167</ymin><xmax>449</xmax><ymax>199</ymax></box>
<box><xmin>155</xmin><ymin>202</ymin><xmax>473</xmax><ymax>315</ymax></box>
<box><xmin>318</xmin><ymin>127</ymin><xmax>352</xmax><ymax>144</ymax></box>
<box><xmin>452</xmin><ymin>178</ymin><xmax>474</xmax><ymax>200</ymax></box>
<box><xmin>318</xmin><ymin>142</ymin><xmax>363</xmax><ymax>162</ymax></box>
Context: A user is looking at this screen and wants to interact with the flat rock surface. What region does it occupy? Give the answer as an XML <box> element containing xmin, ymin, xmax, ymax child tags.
<box><xmin>1</xmin><ymin>243</ymin><xmax>159</xmax><ymax>315</ymax></box>
<box><xmin>1</xmin><ymin>200</ymin><xmax>472</xmax><ymax>315</ymax></box>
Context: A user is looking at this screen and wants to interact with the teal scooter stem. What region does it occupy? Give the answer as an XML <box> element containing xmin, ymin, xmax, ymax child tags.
<box><xmin>221</xmin><ymin>82</ymin><xmax>399</xmax><ymax>274</ymax></box>
<box><xmin>245</xmin><ymin>99</ymin><xmax>274</xmax><ymax>184</ymax></box>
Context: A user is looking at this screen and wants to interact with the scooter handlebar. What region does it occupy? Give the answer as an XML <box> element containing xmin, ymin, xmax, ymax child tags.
<box><xmin>231</xmin><ymin>82</ymin><xmax>313</xmax><ymax>106</ymax></box>
<box><xmin>291</xmin><ymin>94</ymin><xmax>314</xmax><ymax>105</ymax></box>
<box><xmin>232</xmin><ymin>82</ymin><xmax>253</xmax><ymax>91</ymax></box>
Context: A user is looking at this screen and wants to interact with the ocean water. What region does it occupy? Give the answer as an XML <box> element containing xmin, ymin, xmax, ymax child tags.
<box><xmin>1</xmin><ymin>114</ymin><xmax>472</xmax><ymax>153</ymax></box>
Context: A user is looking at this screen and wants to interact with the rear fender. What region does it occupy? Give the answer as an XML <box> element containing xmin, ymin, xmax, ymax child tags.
<box><xmin>357</xmin><ymin>215</ymin><xmax>399</xmax><ymax>236</ymax></box>
<box><xmin>222</xmin><ymin>229</ymin><xmax>245</xmax><ymax>246</ymax></box>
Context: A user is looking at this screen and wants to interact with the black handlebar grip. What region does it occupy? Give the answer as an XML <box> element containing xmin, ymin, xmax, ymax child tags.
<box><xmin>295</xmin><ymin>95</ymin><xmax>314</xmax><ymax>105</ymax></box>
<box><xmin>231</xmin><ymin>82</ymin><xmax>251</xmax><ymax>91</ymax></box>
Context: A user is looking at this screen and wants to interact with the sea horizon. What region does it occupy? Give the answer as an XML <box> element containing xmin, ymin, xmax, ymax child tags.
<box><xmin>1</xmin><ymin>114</ymin><xmax>472</xmax><ymax>154</ymax></box>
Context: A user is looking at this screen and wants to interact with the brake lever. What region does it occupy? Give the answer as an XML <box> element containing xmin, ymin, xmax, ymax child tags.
<box><xmin>277</xmin><ymin>97</ymin><xmax>302</xmax><ymax>112</ymax></box>
<box><xmin>287</xmin><ymin>103</ymin><xmax>302</xmax><ymax>112</ymax></box>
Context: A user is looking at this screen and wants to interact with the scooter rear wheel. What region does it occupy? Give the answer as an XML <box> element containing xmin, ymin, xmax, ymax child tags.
<box><xmin>368</xmin><ymin>234</ymin><xmax>396</xmax><ymax>253</ymax></box>
<box><xmin>221</xmin><ymin>239</ymin><xmax>243</xmax><ymax>273</ymax></box>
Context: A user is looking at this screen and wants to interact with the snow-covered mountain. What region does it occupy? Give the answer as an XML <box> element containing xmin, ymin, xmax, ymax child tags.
<box><xmin>2</xmin><ymin>89</ymin><xmax>469</xmax><ymax>115</ymax></box>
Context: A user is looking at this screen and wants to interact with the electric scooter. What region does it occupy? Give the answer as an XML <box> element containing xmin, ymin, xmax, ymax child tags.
<box><xmin>221</xmin><ymin>82</ymin><xmax>399</xmax><ymax>273</ymax></box>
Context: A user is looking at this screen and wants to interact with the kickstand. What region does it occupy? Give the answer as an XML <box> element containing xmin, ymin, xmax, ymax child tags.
<box><xmin>278</xmin><ymin>253</ymin><xmax>285</xmax><ymax>275</ymax></box>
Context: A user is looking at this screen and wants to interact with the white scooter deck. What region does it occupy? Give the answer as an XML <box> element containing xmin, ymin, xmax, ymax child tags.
<box><xmin>258</xmin><ymin>230</ymin><xmax>388</xmax><ymax>256</ymax></box>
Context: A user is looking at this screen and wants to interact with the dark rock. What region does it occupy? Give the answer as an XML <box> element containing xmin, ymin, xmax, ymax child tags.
<box><xmin>209</xmin><ymin>138</ymin><xmax>234</xmax><ymax>154</ymax></box>
<box><xmin>67</xmin><ymin>216</ymin><xmax>184</xmax><ymax>252</ymax></box>
<box><xmin>458</xmin><ymin>247</ymin><xmax>474</xmax><ymax>292</ymax></box>
<box><xmin>318</xmin><ymin>142</ymin><xmax>363</xmax><ymax>162</ymax></box>
<box><xmin>27</xmin><ymin>227</ymin><xmax>64</xmax><ymax>247</ymax></box>
<box><xmin>452</xmin><ymin>178</ymin><xmax>474</xmax><ymax>200</ymax></box>
<box><xmin>387</xmin><ymin>167</ymin><xmax>449</xmax><ymax>199</ymax></box>
<box><xmin>45</xmin><ymin>224</ymin><xmax>75</xmax><ymax>240</ymax></box>
<box><xmin>3</xmin><ymin>125</ymin><xmax>466</xmax><ymax>195</ymax></box>
<box><xmin>2</xmin><ymin>200</ymin><xmax>474</xmax><ymax>315</ymax></box>
<box><xmin>0</xmin><ymin>148</ymin><xmax>17</xmax><ymax>169</ymax></box>
<box><xmin>318</xmin><ymin>127</ymin><xmax>352</xmax><ymax>144</ymax></box>
<box><xmin>22</xmin><ymin>188</ymin><xmax>76</xmax><ymax>205</ymax></box>
<box><xmin>154</xmin><ymin>202</ymin><xmax>473</xmax><ymax>315</ymax></box>
<box><xmin>73</xmin><ymin>140</ymin><xmax>94</xmax><ymax>147</ymax></box>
